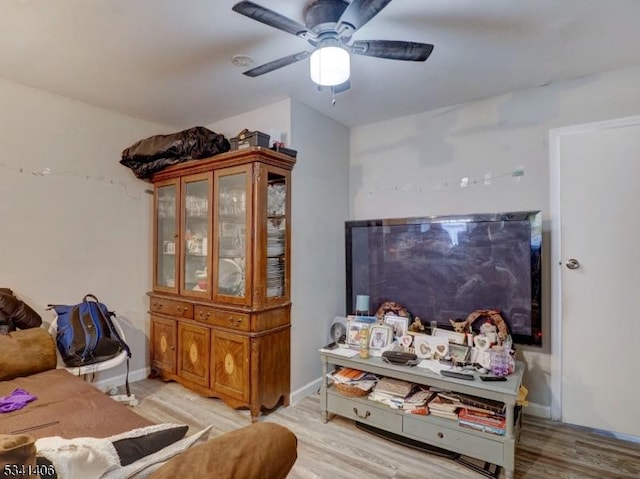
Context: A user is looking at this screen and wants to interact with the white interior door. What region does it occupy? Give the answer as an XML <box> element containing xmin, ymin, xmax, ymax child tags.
<box><xmin>552</xmin><ymin>118</ymin><xmax>640</xmax><ymax>437</ymax></box>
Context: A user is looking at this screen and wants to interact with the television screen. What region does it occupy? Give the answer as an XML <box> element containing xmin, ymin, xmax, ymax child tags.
<box><xmin>346</xmin><ymin>211</ymin><xmax>542</xmax><ymax>346</ymax></box>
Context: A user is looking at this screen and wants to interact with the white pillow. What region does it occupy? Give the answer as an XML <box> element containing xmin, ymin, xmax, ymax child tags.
<box><xmin>35</xmin><ymin>424</ymin><xmax>212</xmax><ymax>479</ymax></box>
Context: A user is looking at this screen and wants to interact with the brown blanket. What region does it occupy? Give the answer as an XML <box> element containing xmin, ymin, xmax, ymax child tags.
<box><xmin>0</xmin><ymin>369</ymin><xmax>151</xmax><ymax>439</ymax></box>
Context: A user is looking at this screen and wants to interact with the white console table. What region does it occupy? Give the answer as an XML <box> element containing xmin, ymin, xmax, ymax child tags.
<box><xmin>320</xmin><ymin>351</ymin><xmax>525</xmax><ymax>479</ymax></box>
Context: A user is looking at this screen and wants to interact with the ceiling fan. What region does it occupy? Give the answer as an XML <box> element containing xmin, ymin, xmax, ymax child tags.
<box><xmin>232</xmin><ymin>0</ymin><xmax>434</xmax><ymax>92</ymax></box>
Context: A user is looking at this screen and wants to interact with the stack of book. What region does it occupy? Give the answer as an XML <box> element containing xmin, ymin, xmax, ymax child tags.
<box><xmin>368</xmin><ymin>377</ymin><xmax>413</xmax><ymax>409</ymax></box>
<box><xmin>458</xmin><ymin>408</ymin><xmax>506</xmax><ymax>435</ymax></box>
<box><xmin>402</xmin><ymin>388</ymin><xmax>434</xmax><ymax>416</ymax></box>
<box><xmin>427</xmin><ymin>394</ymin><xmax>460</xmax><ymax>421</ymax></box>
<box><xmin>437</xmin><ymin>391</ymin><xmax>506</xmax><ymax>416</ymax></box>
<box><xmin>434</xmin><ymin>391</ymin><xmax>507</xmax><ymax>434</ymax></box>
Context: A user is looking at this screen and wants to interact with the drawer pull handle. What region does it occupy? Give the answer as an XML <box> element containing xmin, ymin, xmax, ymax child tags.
<box><xmin>199</xmin><ymin>311</ymin><xmax>211</xmax><ymax>319</ymax></box>
<box><xmin>229</xmin><ymin>317</ymin><xmax>242</xmax><ymax>326</ymax></box>
<box><xmin>352</xmin><ymin>407</ymin><xmax>370</xmax><ymax>420</ymax></box>
<box><xmin>437</xmin><ymin>432</ymin><xmax>444</xmax><ymax>439</ymax></box>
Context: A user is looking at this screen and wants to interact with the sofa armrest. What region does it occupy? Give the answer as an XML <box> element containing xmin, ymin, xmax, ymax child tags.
<box><xmin>0</xmin><ymin>329</ymin><xmax>56</xmax><ymax>381</ymax></box>
<box><xmin>148</xmin><ymin>422</ymin><xmax>297</xmax><ymax>479</ymax></box>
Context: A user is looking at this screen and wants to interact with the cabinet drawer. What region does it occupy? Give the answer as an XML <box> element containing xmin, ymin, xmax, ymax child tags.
<box><xmin>194</xmin><ymin>306</ymin><xmax>249</xmax><ymax>331</ymax></box>
<box><xmin>150</xmin><ymin>297</ymin><xmax>193</xmax><ymax>319</ymax></box>
<box><xmin>403</xmin><ymin>415</ymin><xmax>504</xmax><ymax>465</ymax></box>
<box><xmin>327</xmin><ymin>391</ymin><xmax>402</xmax><ymax>433</ymax></box>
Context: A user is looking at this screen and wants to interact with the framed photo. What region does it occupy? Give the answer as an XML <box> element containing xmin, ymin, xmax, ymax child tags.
<box><xmin>448</xmin><ymin>343</ymin><xmax>471</xmax><ymax>363</ymax></box>
<box><xmin>369</xmin><ymin>325</ymin><xmax>393</xmax><ymax>351</ymax></box>
<box><xmin>346</xmin><ymin>316</ymin><xmax>375</xmax><ymax>349</ymax></box>
<box><xmin>414</xmin><ymin>335</ymin><xmax>449</xmax><ymax>359</ymax></box>
<box><xmin>433</xmin><ymin>328</ymin><xmax>466</xmax><ymax>345</ymax></box>
<box><xmin>384</xmin><ymin>315</ymin><xmax>408</xmax><ymax>339</ymax></box>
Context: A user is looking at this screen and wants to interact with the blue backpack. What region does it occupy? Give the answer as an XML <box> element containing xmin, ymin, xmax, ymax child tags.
<box><xmin>49</xmin><ymin>294</ymin><xmax>131</xmax><ymax>368</ymax></box>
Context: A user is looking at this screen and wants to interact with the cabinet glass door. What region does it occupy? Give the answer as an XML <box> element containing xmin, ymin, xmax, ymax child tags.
<box><xmin>266</xmin><ymin>172</ymin><xmax>288</xmax><ymax>300</ymax></box>
<box><xmin>155</xmin><ymin>181</ymin><xmax>178</xmax><ymax>292</ymax></box>
<box><xmin>214</xmin><ymin>166</ymin><xmax>250</xmax><ymax>304</ymax></box>
<box><xmin>181</xmin><ymin>174</ymin><xmax>211</xmax><ymax>297</ymax></box>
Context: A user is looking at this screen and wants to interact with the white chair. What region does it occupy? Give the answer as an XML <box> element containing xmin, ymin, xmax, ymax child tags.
<box><xmin>48</xmin><ymin>315</ymin><xmax>138</xmax><ymax>406</ymax></box>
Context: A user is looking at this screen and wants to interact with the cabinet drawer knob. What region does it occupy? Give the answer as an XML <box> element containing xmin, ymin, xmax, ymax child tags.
<box><xmin>199</xmin><ymin>311</ymin><xmax>211</xmax><ymax>319</ymax></box>
<box><xmin>229</xmin><ymin>317</ymin><xmax>242</xmax><ymax>326</ymax></box>
<box><xmin>437</xmin><ymin>432</ymin><xmax>444</xmax><ymax>439</ymax></box>
<box><xmin>352</xmin><ymin>407</ymin><xmax>370</xmax><ymax>420</ymax></box>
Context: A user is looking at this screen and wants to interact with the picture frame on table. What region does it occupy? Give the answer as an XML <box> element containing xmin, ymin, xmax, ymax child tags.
<box><xmin>346</xmin><ymin>315</ymin><xmax>376</xmax><ymax>349</ymax></box>
<box><xmin>433</xmin><ymin>328</ymin><xmax>466</xmax><ymax>345</ymax></box>
<box><xmin>369</xmin><ymin>325</ymin><xmax>393</xmax><ymax>351</ymax></box>
<box><xmin>384</xmin><ymin>315</ymin><xmax>408</xmax><ymax>339</ymax></box>
<box><xmin>414</xmin><ymin>335</ymin><xmax>449</xmax><ymax>359</ymax></box>
<box><xmin>448</xmin><ymin>343</ymin><xmax>471</xmax><ymax>363</ymax></box>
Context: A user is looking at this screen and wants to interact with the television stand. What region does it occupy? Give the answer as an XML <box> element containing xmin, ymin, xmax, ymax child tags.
<box><xmin>320</xmin><ymin>351</ymin><xmax>524</xmax><ymax>479</ymax></box>
<box><xmin>356</xmin><ymin>421</ymin><xmax>502</xmax><ymax>479</ymax></box>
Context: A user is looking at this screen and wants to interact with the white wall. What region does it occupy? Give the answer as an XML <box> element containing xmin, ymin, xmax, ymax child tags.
<box><xmin>350</xmin><ymin>64</ymin><xmax>640</xmax><ymax>411</ymax></box>
<box><xmin>289</xmin><ymin>100</ymin><xmax>349</xmax><ymax>398</ymax></box>
<box><xmin>207</xmin><ymin>99</ymin><xmax>350</xmax><ymax>399</ymax></box>
<box><xmin>207</xmin><ymin>99</ymin><xmax>292</xmax><ymax>147</ymax></box>
<box><xmin>0</xmin><ymin>78</ymin><xmax>169</xmax><ymax>384</ymax></box>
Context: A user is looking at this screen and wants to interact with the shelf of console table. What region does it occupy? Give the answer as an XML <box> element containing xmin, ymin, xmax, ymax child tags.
<box><xmin>319</xmin><ymin>351</ymin><xmax>525</xmax><ymax>479</ymax></box>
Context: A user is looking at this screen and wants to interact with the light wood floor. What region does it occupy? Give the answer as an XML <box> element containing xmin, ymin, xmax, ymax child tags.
<box><xmin>128</xmin><ymin>379</ymin><xmax>640</xmax><ymax>479</ymax></box>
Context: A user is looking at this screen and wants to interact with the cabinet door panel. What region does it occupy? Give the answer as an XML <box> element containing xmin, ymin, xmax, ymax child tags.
<box><xmin>154</xmin><ymin>180</ymin><xmax>179</xmax><ymax>293</ymax></box>
<box><xmin>213</xmin><ymin>165</ymin><xmax>252</xmax><ymax>306</ymax></box>
<box><xmin>255</xmin><ymin>165</ymin><xmax>291</xmax><ymax>308</ymax></box>
<box><xmin>178</xmin><ymin>322</ymin><xmax>211</xmax><ymax>387</ymax></box>
<box><xmin>151</xmin><ymin>316</ymin><xmax>177</xmax><ymax>373</ymax></box>
<box><xmin>180</xmin><ymin>173</ymin><xmax>212</xmax><ymax>298</ymax></box>
<box><xmin>212</xmin><ymin>331</ymin><xmax>249</xmax><ymax>402</ymax></box>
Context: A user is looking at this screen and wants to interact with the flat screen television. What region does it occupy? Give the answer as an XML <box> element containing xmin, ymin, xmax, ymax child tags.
<box><xmin>346</xmin><ymin>211</ymin><xmax>542</xmax><ymax>346</ymax></box>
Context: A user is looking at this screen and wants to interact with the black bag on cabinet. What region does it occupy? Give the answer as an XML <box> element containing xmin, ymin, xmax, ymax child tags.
<box><xmin>120</xmin><ymin>126</ymin><xmax>231</xmax><ymax>180</ymax></box>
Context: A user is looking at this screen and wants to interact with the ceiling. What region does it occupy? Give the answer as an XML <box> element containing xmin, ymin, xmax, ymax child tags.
<box><xmin>2</xmin><ymin>0</ymin><xmax>639</xmax><ymax>129</ymax></box>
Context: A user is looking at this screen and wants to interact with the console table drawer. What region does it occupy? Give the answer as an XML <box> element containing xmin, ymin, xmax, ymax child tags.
<box><xmin>403</xmin><ymin>416</ymin><xmax>504</xmax><ymax>465</ymax></box>
<box><xmin>327</xmin><ymin>391</ymin><xmax>402</xmax><ymax>433</ymax></box>
<box><xmin>194</xmin><ymin>306</ymin><xmax>250</xmax><ymax>331</ymax></box>
<box><xmin>150</xmin><ymin>297</ymin><xmax>193</xmax><ymax>319</ymax></box>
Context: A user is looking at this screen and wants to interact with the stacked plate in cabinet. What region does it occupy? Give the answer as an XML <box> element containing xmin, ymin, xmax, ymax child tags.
<box><xmin>267</xmin><ymin>221</ymin><xmax>285</xmax><ymax>297</ymax></box>
<box><xmin>267</xmin><ymin>258</ymin><xmax>284</xmax><ymax>297</ymax></box>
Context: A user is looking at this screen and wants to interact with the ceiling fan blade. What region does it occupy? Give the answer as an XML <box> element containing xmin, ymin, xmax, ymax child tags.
<box><xmin>350</xmin><ymin>40</ymin><xmax>434</xmax><ymax>61</ymax></box>
<box><xmin>243</xmin><ymin>51</ymin><xmax>310</xmax><ymax>77</ymax></box>
<box><xmin>232</xmin><ymin>1</ymin><xmax>308</xmax><ymax>37</ymax></box>
<box><xmin>337</xmin><ymin>0</ymin><xmax>393</xmax><ymax>34</ymax></box>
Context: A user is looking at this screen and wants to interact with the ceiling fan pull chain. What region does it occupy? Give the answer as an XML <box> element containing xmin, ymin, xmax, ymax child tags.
<box><xmin>331</xmin><ymin>87</ymin><xmax>337</xmax><ymax>106</ymax></box>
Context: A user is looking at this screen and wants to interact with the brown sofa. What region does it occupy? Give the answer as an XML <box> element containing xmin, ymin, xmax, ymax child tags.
<box><xmin>0</xmin><ymin>329</ymin><xmax>297</xmax><ymax>478</ymax></box>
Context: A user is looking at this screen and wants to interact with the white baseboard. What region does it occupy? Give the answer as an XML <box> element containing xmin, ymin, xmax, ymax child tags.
<box><xmin>290</xmin><ymin>377</ymin><xmax>322</xmax><ymax>405</ymax></box>
<box><xmin>92</xmin><ymin>367</ymin><xmax>150</xmax><ymax>392</ymax></box>
<box><xmin>523</xmin><ymin>401</ymin><xmax>550</xmax><ymax>419</ymax></box>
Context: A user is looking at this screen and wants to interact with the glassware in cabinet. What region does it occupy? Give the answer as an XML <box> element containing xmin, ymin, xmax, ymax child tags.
<box><xmin>181</xmin><ymin>174</ymin><xmax>211</xmax><ymax>297</ymax></box>
<box><xmin>214</xmin><ymin>166</ymin><xmax>250</xmax><ymax>304</ymax></box>
<box><xmin>155</xmin><ymin>181</ymin><xmax>178</xmax><ymax>292</ymax></box>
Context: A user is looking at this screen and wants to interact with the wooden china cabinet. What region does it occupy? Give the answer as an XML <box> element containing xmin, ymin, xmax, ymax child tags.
<box><xmin>148</xmin><ymin>147</ymin><xmax>294</xmax><ymax>421</ymax></box>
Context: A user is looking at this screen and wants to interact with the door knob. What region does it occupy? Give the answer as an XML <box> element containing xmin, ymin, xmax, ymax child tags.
<box><xmin>565</xmin><ymin>258</ymin><xmax>580</xmax><ymax>270</ymax></box>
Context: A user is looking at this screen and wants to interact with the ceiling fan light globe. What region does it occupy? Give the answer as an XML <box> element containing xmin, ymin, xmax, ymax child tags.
<box><xmin>309</xmin><ymin>46</ymin><xmax>350</xmax><ymax>86</ymax></box>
